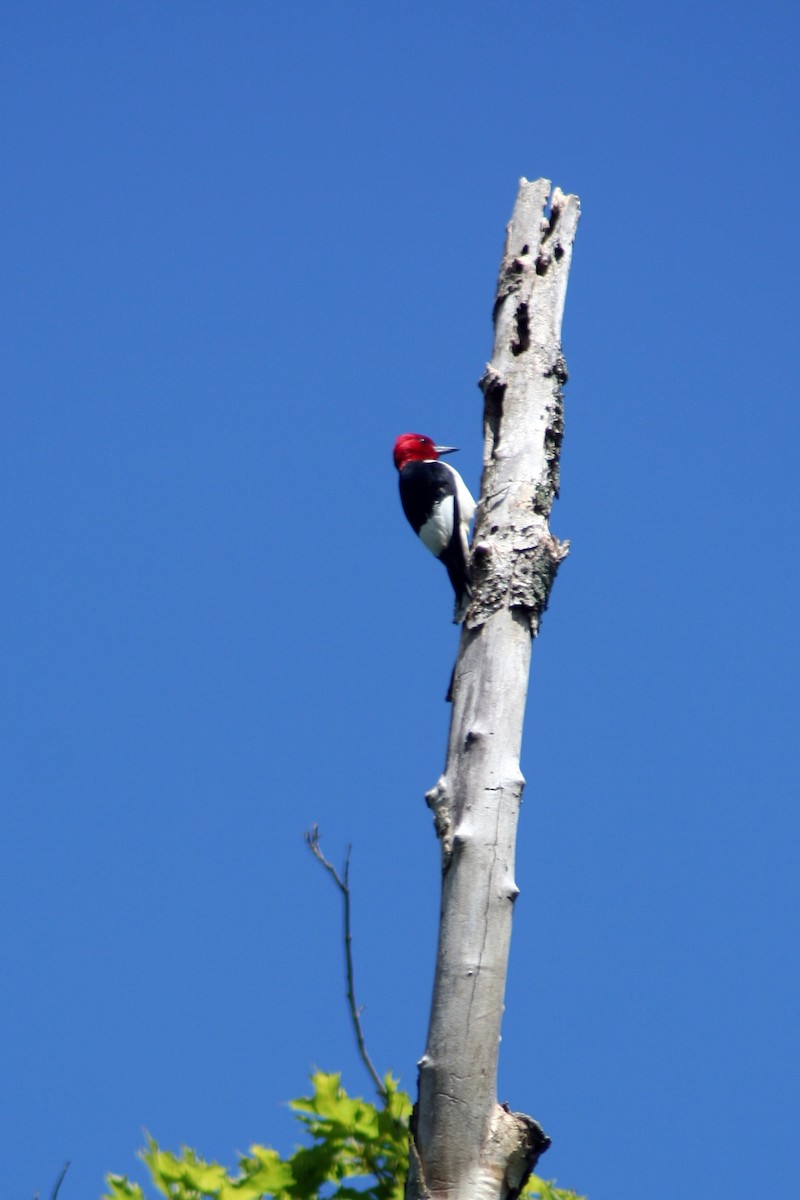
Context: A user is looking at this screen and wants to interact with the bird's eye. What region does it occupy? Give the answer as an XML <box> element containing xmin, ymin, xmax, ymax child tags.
<box><xmin>418</xmin><ymin>436</ymin><xmax>427</xmax><ymax>443</ymax></box>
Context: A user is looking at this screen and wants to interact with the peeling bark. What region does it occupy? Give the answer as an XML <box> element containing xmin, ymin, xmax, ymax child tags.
<box><xmin>406</xmin><ymin>178</ymin><xmax>580</xmax><ymax>1200</ymax></box>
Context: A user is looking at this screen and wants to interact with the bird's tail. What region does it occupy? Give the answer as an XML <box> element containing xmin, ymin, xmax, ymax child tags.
<box><xmin>453</xmin><ymin>580</ymin><xmax>472</xmax><ymax>624</ymax></box>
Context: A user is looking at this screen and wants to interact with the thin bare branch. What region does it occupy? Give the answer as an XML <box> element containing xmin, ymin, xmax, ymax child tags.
<box><xmin>305</xmin><ymin>825</ymin><xmax>387</xmax><ymax>1101</ymax></box>
<box><xmin>51</xmin><ymin>1163</ymin><xmax>70</xmax><ymax>1200</ymax></box>
<box><xmin>35</xmin><ymin>1162</ymin><xmax>70</xmax><ymax>1200</ymax></box>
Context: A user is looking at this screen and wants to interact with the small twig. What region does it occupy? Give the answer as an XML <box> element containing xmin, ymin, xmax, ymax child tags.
<box><xmin>305</xmin><ymin>825</ymin><xmax>387</xmax><ymax>1101</ymax></box>
<box><xmin>50</xmin><ymin>1163</ymin><xmax>70</xmax><ymax>1200</ymax></box>
<box><xmin>35</xmin><ymin>1162</ymin><xmax>70</xmax><ymax>1200</ymax></box>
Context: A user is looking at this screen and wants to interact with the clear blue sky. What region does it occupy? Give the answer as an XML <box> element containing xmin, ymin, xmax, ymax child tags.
<box><xmin>2</xmin><ymin>3</ymin><xmax>798</xmax><ymax>1197</ymax></box>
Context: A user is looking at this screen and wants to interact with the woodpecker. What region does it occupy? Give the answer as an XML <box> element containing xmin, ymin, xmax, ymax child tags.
<box><xmin>393</xmin><ymin>433</ymin><xmax>476</xmax><ymax>622</ymax></box>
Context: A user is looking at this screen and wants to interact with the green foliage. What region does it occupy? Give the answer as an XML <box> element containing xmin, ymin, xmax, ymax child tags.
<box><xmin>523</xmin><ymin>1179</ymin><xmax>583</xmax><ymax>1200</ymax></box>
<box><xmin>103</xmin><ymin>1071</ymin><xmax>583</xmax><ymax>1200</ymax></box>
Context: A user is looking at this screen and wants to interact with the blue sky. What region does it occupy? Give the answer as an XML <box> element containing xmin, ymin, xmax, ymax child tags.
<box><xmin>2</xmin><ymin>3</ymin><xmax>798</xmax><ymax>1197</ymax></box>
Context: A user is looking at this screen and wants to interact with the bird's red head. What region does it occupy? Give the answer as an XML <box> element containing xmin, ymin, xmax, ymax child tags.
<box><xmin>393</xmin><ymin>433</ymin><xmax>458</xmax><ymax>472</ymax></box>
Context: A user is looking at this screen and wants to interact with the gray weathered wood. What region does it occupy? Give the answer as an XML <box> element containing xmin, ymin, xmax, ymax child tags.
<box><xmin>407</xmin><ymin>178</ymin><xmax>580</xmax><ymax>1200</ymax></box>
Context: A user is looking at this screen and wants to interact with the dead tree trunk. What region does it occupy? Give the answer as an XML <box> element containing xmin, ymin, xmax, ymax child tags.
<box><xmin>406</xmin><ymin>178</ymin><xmax>581</xmax><ymax>1200</ymax></box>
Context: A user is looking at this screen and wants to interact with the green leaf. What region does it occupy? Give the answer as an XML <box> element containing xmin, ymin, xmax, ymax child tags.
<box><xmin>238</xmin><ymin>1145</ymin><xmax>295</xmax><ymax>1194</ymax></box>
<box><xmin>523</xmin><ymin>1174</ymin><xmax>587</xmax><ymax>1200</ymax></box>
<box><xmin>102</xmin><ymin>1177</ymin><xmax>146</xmax><ymax>1200</ymax></box>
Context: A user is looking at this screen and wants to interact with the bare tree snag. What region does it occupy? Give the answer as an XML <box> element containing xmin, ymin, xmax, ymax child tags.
<box><xmin>407</xmin><ymin>178</ymin><xmax>580</xmax><ymax>1200</ymax></box>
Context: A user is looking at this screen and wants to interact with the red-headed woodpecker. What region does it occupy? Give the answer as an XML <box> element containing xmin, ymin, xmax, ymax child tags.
<box><xmin>393</xmin><ymin>432</ymin><xmax>476</xmax><ymax>622</ymax></box>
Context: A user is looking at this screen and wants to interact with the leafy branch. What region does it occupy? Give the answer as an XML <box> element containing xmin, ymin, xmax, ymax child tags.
<box><xmin>104</xmin><ymin>1072</ymin><xmax>582</xmax><ymax>1200</ymax></box>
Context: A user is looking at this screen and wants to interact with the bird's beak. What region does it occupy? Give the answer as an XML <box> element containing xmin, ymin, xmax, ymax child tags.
<box><xmin>435</xmin><ymin>445</ymin><xmax>458</xmax><ymax>456</ymax></box>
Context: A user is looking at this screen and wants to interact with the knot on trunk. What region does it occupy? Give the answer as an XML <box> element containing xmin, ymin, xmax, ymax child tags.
<box><xmin>467</xmin><ymin>526</ymin><xmax>569</xmax><ymax>634</ymax></box>
<box><xmin>425</xmin><ymin>776</ymin><xmax>454</xmax><ymax>866</ymax></box>
<box><xmin>489</xmin><ymin>1105</ymin><xmax>552</xmax><ymax>1200</ymax></box>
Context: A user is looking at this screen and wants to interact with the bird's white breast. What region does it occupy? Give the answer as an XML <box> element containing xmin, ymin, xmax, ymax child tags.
<box><xmin>440</xmin><ymin>462</ymin><xmax>476</xmax><ymax>526</ymax></box>
<box><xmin>419</xmin><ymin>494</ymin><xmax>454</xmax><ymax>557</ymax></box>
